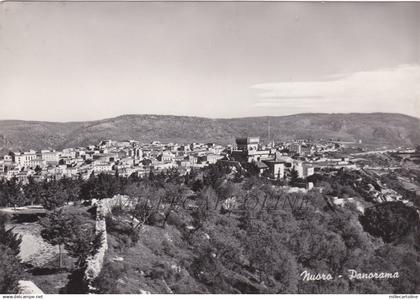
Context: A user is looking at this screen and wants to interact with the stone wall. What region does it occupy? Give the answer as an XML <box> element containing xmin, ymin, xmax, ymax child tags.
<box><xmin>84</xmin><ymin>195</ymin><xmax>130</xmax><ymax>283</ymax></box>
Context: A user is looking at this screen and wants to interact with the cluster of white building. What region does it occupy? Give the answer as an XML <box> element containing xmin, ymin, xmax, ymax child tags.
<box><xmin>0</xmin><ymin>136</ymin><xmax>362</xmax><ymax>183</ymax></box>
<box><xmin>0</xmin><ymin>140</ymin><xmax>227</xmax><ymax>182</ymax></box>
<box><xmin>227</xmin><ymin>137</ymin><xmax>359</xmax><ymax>181</ymax></box>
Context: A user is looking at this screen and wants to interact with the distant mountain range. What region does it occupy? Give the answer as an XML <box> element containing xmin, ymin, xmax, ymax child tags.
<box><xmin>0</xmin><ymin>113</ymin><xmax>419</xmax><ymax>153</ymax></box>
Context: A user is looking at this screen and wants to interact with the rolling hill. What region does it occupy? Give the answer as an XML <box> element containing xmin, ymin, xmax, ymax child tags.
<box><xmin>0</xmin><ymin>113</ymin><xmax>419</xmax><ymax>153</ymax></box>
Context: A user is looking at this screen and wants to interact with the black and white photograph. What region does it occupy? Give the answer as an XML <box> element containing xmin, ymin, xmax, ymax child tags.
<box><xmin>0</xmin><ymin>0</ymin><xmax>419</xmax><ymax>296</ymax></box>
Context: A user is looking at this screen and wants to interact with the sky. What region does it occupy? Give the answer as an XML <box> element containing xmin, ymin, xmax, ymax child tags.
<box><xmin>0</xmin><ymin>1</ymin><xmax>419</xmax><ymax>121</ymax></box>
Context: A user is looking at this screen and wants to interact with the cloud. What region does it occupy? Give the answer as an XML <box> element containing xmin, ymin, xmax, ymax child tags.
<box><xmin>251</xmin><ymin>64</ymin><xmax>420</xmax><ymax>117</ymax></box>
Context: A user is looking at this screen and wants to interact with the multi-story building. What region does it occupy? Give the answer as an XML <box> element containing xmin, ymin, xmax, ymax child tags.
<box><xmin>231</xmin><ymin>137</ymin><xmax>271</xmax><ymax>163</ymax></box>
<box><xmin>12</xmin><ymin>150</ymin><xmax>38</xmax><ymax>168</ymax></box>
<box><xmin>158</xmin><ymin>151</ymin><xmax>175</xmax><ymax>163</ymax></box>
<box><xmin>292</xmin><ymin>161</ymin><xmax>315</xmax><ymax>178</ymax></box>
<box><xmin>263</xmin><ymin>161</ymin><xmax>285</xmax><ymax>179</ymax></box>
<box><xmin>303</xmin><ymin>164</ymin><xmax>315</xmax><ymax>178</ymax></box>
<box><xmin>202</xmin><ymin>154</ymin><xmax>224</xmax><ymax>165</ymax></box>
<box><xmin>128</xmin><ymin>148</ymin><xmax>142</xmax><ymax>159</ymax></box>
<box><xmin>93</xmin><ymin>162</ymin><xmax>113</xmax><ymax>173</ymax></box>
<box><xmin>41</xmin><ymin>150</ymin><xmax>60</xmax><ymax>164</ymax></box>
<box><xmin>27</xmin><ymin>158</ymin><xmax>46</xmax><ymax>169</ymax></box>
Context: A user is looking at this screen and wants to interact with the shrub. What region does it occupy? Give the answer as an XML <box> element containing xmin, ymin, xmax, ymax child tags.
<box><xmin>93</xmin><ymin>262</ymin><xmax>126</xmax><ymax>294</ymax></box>
<box><xmin>0</xmin><ymin>245</ymin><xmax>22</xmax><ymax>294</ymax></box>
<box><xmin>359</xmin><ymin>201</ymin><xmax>420</xmax><ymax>243</ymax></box>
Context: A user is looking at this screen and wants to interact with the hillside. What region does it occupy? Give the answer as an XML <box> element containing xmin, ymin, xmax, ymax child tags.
<box><xmin>0</xmin><ymin>113</ymin><xmax>419</xmax><ymax>153</ymax></box>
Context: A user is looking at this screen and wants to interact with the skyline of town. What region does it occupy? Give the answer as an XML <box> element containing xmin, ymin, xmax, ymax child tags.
<box><xmin>1</xmin><ymin>133</ymin><xmax>416</xmax><ymax>183</ymax></box>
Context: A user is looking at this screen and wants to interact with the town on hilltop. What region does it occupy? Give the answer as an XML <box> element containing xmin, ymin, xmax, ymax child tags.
<box><xmin>1</xmin><ymin>135</ymin><xmax>420</xmax><ymax>295</ymax></box>
<box><xmin>1</xmin><ymin>136</ymin><xmax>419</xmax><ymax>201</ymax></box>
<box><xmin>2</xmin><ymin>0</ymin><xmax>419</xmax><ymax>295</ymax></box>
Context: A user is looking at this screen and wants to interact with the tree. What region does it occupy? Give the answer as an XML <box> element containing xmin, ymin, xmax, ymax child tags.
<box><xmin>41</xmin><ymin>208</ymin><xmax>102</xmax><ymax>293</ymax></box>
<box><xmin>93</xmin><ymin>173</ymin><xmax>120</xmax><ymax>199</ymax></box>
<box><xmin>63</xmin><ymin>218</ymin><xmax>102</xmax><ymax>269</ymax></box>
<box><xmin>4</xmin><ymin>179</ymin><xmax>27</xmax><ymax>209</ymax></box>
<box><xmin>128</xmin><ymin>172</ymin><xmax>141</xmax><ymax>183</ymax></box>
<box><xmin>79</xmin><ymin>174</ymin><xmax>96</xmax><ymax>201</ymax></box>
<box><xmin>359</xmin><ymin>201</ymin><xmax>420</xmax><ymax>243</ymax></box>
<box><xmin>10</xmin><ymin>191</ymin><xmax>26</xmax><ymax>210</ymax></box>
<box><xmin>39</xmin><ymin>209</ymin><xmax>72</xmax><ymax>268</ymax></box>
<box><xmin>190</xmin><ymin>186</ymin><xmax>218</xmax><ymax>234</ymax></box>
<box><xmin>189</xmin><ymin>242</ymin><xmax>227</xmax><ymax>292</ymax></box>
<box><xmin>23</xmin><ymin>177</ymin><xmax>42</xmax><ymax>206</ymax></box>
<box><xmin>289</xmin><ymin>167</ymin><xmax>300</xmax><ymax>187</ymax></box>
<box><xmin>60</xmin><ymin>177</ymin><xmax>81</xmax><ymax>204</ymax></box>
<box><xmin>161</xmin><ymin>184</ymin><xmax>188</xmax><ymax>228</ymax></box>
<box><xmin>246</xmin><ymin>220</ymin><xmax>274</xmax><ymax>280</ymax></box>
<box><xmin>41</xmin><ymin>180</ymin><xmax>67</xmax><ymax>210</ymax></box>
<box><xmin>243</xmin><ymin>163</ymin><xmax>260</xmax><ymax>177</ymax></box>
<box><xmin>0</xmin><ymin>213</ymin><xmax>22</xmax><ymax>257</ymax></box>
<box><xmin>113</xmin><ymin>183</ymin><xmax>165</xmax><ymax>241</ymax></box>
<box><xmin>0</xmin><ymin>245</ymin><xmax>23</xmax><ymax>294</ymax></box>
<box><xmin>92</xmin><ymin>262</ymin><xmax>126</xmax><ymax>294</ymax></box>
<box><xmin>43</xmin><ymin>207</ymin><xmax>102</xmax><ymax>270</ymax></box>
<box><xmin>61</xmin><ymin>267</ymin><xmax>90</xmax><ymax>294</ymax></box>
<box><xmin>0</xmin><ymin>189</ymin><xmax>6</xmax><ymax>207</ymax></box>
<box><xmin>0</xmin><ymin>213</ymin><xmax>23</xmax><ymax>294</ymax></box>
<box><xmin>244</xmin><ymin>219</ymin><xmax>299</xmax><ymax>293</ymax></box>
<box><xmin>203</xmin><ymin>164</ymin><xmax>229</xmax><ymax>190</ymax></box>
<box><xmin>192</xmin><ymin>179</ymin><xmax>203</xmax><ymax>192</ymax></box>
<box><xmin>34</xmin><ymin>165</ymin><xmax>42</xmax><ymax>174</ymax></box>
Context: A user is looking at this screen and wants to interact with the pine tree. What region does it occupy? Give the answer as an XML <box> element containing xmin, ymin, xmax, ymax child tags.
<box><xmin>23</xmin><ymin>177</ymin><xmax>42</xmax><ymax>206</ymax></box>
<box><xmin>39</xmin><ymin>209</ymin><xmax>70</xmax><ymax>268</ymax></box>
<box><xmin>40</xmin><ymin>208</ymin><xmax>103</xmax><ymax>271</ymax></box>
<box><xmin>0</xmin><ymin>245</ymin><xmax>23</xmax><ymax>294</ymax></box>
<box><xmin>0</xmin><ymin>213</ymin><xmax>22</xmax><ymax>257</ymax></box>
<box><xmin>0</xmin><ymin>213</ymin><xmax>23</xmax><ymax>294</ymax></box>
<box><xmin>41</xmin><ymin>180</ymin><xmax>66</xmax><ymax>210</ymax></box>
<box><xmin>289</xmin><ymin>167</ymin><xmax>299</xmax><ymax>187</ymax></box>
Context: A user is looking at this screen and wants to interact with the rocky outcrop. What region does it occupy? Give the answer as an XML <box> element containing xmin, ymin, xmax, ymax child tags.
<box><xmin>6</xmin><ymin>222</ymin><xmax>59</xmax><ymax>268</ymax></box>
<box><xmin>18</xmin><ymin>280</ymin><xmax>44</xmax><ymax>294</ymax></box>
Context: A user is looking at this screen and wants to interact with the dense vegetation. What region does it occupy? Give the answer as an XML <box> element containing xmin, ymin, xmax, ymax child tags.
<box><xmin>38</xmin><ymin>206</ymin><xmax>102</xmax><ymax>294</ymax></box>
<box><xmin>360</xmin><ymin>202</ymin><xmax>420</xmax><ymax>244</ymax></box>
<box><xmin>1</xmin><ymin>164</ymin><xmax>419</xmax><ymax>294</ymax></box>
<box><xmin>89</xmin><ymin>165</ymin><xmax>418</xmax><ymax>294</ymax></box>
<box><xmin>0</xmin><ymin>173</ymin><xmax>125</xmax><ymax>209</ymax></box>
<box><xmin>0</xmin><ymin>213</ymin><xmax>23</xmax><ymax>293</ymax></box>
